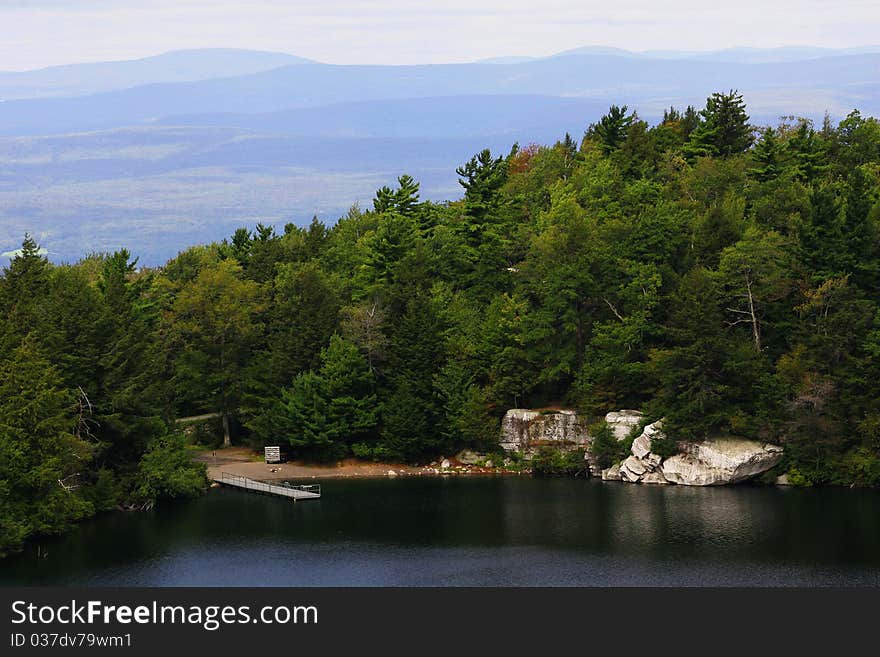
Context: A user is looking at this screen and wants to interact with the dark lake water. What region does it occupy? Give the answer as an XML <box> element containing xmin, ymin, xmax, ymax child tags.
<box><xmin>3</xmin><ymin>476</ymin><xmax>880</xmax><ymax>586</ymax></box>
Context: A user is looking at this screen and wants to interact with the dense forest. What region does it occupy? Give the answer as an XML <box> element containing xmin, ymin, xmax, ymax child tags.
<box><xmin>2</xmin><ymin>91</ymin><xmax>879</xmax><ymax>555</ymax></box>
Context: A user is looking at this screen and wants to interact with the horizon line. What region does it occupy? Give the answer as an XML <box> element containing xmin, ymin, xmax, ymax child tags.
<box><xmin>3</xmin><ymin>43</ymin><xmax>880</xmax><ymax>75</ymax></box>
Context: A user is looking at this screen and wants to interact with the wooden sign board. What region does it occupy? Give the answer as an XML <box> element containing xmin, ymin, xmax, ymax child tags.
<box><xmin>265</xmin><ymin>446</ymin><xmax>282</xmax><ymax>463</ymax></box>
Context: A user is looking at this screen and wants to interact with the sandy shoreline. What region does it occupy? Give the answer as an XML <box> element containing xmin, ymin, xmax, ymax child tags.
<box><xmin>194</xmin><ymin>447</ymin><xmax>509</xmax><ymax>482</ymax></box>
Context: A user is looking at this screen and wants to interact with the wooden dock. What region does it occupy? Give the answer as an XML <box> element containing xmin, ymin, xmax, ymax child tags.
<box><xmin>214</xmin><ymin>472</ymin><xmax>321</xmax><ymax>500</ymax></box>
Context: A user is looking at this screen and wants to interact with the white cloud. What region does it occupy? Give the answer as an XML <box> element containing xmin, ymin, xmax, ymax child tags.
<box><xmin>0</xmin><ymin>0</ymin><xmax>877</xmax><ymax>70</ymax></box>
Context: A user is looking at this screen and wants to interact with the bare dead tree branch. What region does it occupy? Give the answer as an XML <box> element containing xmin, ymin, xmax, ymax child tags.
<box><xmin>603</xmin><ymin>297</ymin><xmax>625</xmax><ymax>322</ymax></box>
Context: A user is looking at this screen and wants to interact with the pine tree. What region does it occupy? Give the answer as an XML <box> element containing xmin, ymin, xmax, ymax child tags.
<box><xmin>95</xmin><ymin>250</ymin><xmax>168</xmax><ymax>472</ymax></box>
<box><xmin>787</xmin><ymin>121</ymin><xmax>829</xmax><ymax>182</ymax></box>
<box><xmin>588</xmin><ymin>105</ymin><xmax>636</xmax><ymax>154</ymax></box>
<box><xmin>686</xmin><ymin>90</ymin><xmax>753</xmax><ymax>157</ymax></box>
<box><xmin>373</xmin><ymin>174</ymin><xmax>421</xmax><ymax>215</ymax></box>
<box><xmin>0</xmin><ymin>337</ymin><xmax>93</xmax><ymax>555</ymax></box>
<box><xmin>749</xmin><ymin>128</ymin><xmax>785</xmax><ymax>182</ymax></box>
<box><xmin>0</xmin><ymin>235</ymin><xmax>50</xmax><ymax>349</ymax></box>
<box><xmin>259</xmin><ymin>335</ymin><xmax>377</xmax><ymax>459</ymax></box>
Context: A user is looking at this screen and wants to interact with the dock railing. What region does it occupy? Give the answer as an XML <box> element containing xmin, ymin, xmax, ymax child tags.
<box><xmin>218</xmin><ymin>472</ymin><xmax>321</xmax><ymax>498</ymax></box>
<box><xmin>278</xmin><ymin>480</ymin><xmax>322</xmax><ymax>496</ymax></box>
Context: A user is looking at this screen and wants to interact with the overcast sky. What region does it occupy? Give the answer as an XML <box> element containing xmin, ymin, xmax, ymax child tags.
<box><xmin>1</xmin><ymin>0</ymin><xmax>878</xmax><ymax>70</ymax></box>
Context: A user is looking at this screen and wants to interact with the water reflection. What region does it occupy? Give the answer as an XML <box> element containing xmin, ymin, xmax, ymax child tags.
<box><xmin>2</xmin><ymin>477</ymin><xmax>880</xmax><ymax>586</ymax></box>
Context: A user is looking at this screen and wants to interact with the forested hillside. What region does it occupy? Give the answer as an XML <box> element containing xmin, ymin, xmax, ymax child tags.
<box><xmin>2</xmin><ymin>91</ymin><xmax>879</xmax><ymax>555</ymax></box>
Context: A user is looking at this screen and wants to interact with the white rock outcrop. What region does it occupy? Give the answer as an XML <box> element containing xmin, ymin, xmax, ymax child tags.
<box><xmin>500</xmin><ymin>409</ymin><xmax>590</xmax><ymax>452</ymax></box>
<box><xmin>602</xmin><ymin>418</ymin><xmax>782</xmax><ymax>487</ymax></box>
<box><xmin>641</xmin><ymin>471</ymin><xmax>670</xmax><ymax>485</ymax></box>
<box><xmin>605</xmin><ymin>410</ymin><xmax>643</xmax><ymax>440</ymax></box>
<box><xmin>660</xmin><ymin>438</ymin><xmax>783</xmax><ymax>486</ymax></box>
<box><xmin>500</xmin><ymin>406</ymin><xmax>783</xmax><ymax>486</ymax></box>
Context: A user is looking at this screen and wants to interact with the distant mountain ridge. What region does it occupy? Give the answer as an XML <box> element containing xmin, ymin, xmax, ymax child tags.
<box><xmin>553</xmin><ymin>44</ymin><xmax>880</xmax><ymax>63</ymax></box>
<box><xmin>156</xmin><ymin>95</ymin><xmax>615</xmax><ymax>139</ymax></box>
<box><xmin>0</xmin><ymin>49</ymin><xmax>312</xmax><ymax>101</ymax></box>
<box><xmin>0</xmin><ymin>52</ymin><xmax>877</xmax><ymax>137</ymax></box>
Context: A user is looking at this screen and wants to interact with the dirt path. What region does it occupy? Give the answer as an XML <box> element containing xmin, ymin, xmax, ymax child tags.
<box><xmin>194</xmin><ymin>447</ymin><xmax>504</xmax><ymax>481</ymax></box>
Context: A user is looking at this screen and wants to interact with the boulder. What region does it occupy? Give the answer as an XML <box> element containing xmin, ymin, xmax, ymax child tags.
<box><xmin>775</xmin><ymin>474</ymin><xmax>791</xmax><ymax>486</ymax></box>
<box><xmin>631</xmin><ymin>432</ymin><xmax>652</xmax><ymax>459</ymax></box>
<box><xmin>620</xmin><ymin>456</ymin><xmax>648</xmax><ymax>482</ymax></box>
<box><xmin>661</xmin><ymin>437</ymin><xmax>783</xmax><ymax>486</ymax></box>
<box><xmin>601</xmin><ymin>463</ymin><xmax>622</xmax><ymax>481</ymax></box>
<box><xmin>456</xmin><ymin>449</ymin><xmax>482</xmax><ymax>465</ymax></box>
<box><xmin>641</xmin><ymin>471</ymin><xmax>669</xmax><ymax>485</ymax></box>
<box><xmin>643</xmin><ymin>421</ymin><xmax>664</xmax><ymax>438</ymax></box>
<box><xmin>440</xmin><ymin>458</ymin><xmax>451</xmax><ymax>470</ymax></box>
<box><xmin>620</xmin><ymin>467</ymin><xmax>641</xmax><ymax>483</ymax></box>
<box><xmin>605</xmin><ymin>410</ymin><xmax>643</xmax><ymax>441</ymax></box>
<box><xmin>623</xmin><ymin>455</ymin><xmax>648</xmax><ymax>475</ymax></box>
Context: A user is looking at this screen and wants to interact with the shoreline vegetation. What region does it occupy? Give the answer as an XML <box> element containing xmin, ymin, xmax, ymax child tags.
<box><xmin>2</xmin><ymin>91</ymin><xmax>879</xmax><ymax>558</ymax></box>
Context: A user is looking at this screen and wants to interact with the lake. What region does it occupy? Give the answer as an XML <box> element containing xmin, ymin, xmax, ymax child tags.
<box><xmin>3</xmin><ymin>476</ymin><xmax>880</xmax><ymax>586</ymax></box>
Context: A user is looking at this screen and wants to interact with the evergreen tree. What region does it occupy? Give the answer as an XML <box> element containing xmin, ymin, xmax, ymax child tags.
<box><xmin>687</xmin><ymin>90</ymin><xmax>753</xmax><ymax>157</ymax></box>
<box><xmin>787</xmin><ymin>121</ymin><xmax>829</xmax><ymax>182</ymax></box>
<box><xmin>749</xmin><ymin>128</ymin><xmax>785</xmax><ymax>182</ymax></box>
<box><xmin>0</xmin><ymin>337</ymin><xmax>93</xmax><ymax>555</ymax></box>
<box><xmin>0</xmin><ymin>235</ymin><xmax>50</xmax><ymax>350</ymax></box>
<box><xmin>589</xmin><ymin>105</ymin><xmax>636</xmax><ymax>154</ymax></box>
<box><xmin>454</xmin><ymin>149</ymin><xmax>512</xmax><ymax>297</ymax></box>
<box><xmin>373</xmin><ymin>174</ymin><xmax>421</xmax><ymax>215</ymax></box>
<box><xmin>380</xmin><ymin>291</ymin><xmax>445</xmax><ymax>460</ymax></box>
<box><xmin>95</xmin><ymin>250</ymin><xmax>168</xmax><ymax>474</ymax></box>
<box><xmin>261</xmin><ymin>335</ymin><xmax>377</xmax><ymax>459</ymax></box>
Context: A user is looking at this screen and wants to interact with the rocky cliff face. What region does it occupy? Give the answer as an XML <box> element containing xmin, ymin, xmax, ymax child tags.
<box><xmin>501</xmin><ymin>407</ymin><xmax>783</xmax><ymax>486</ymax></box>
<box><xmin>601</xmin><ymin>419</ymin><xmax>783</xmax><ymax>486</ymax></box>
<box><xmin>500</xmin><ymin>409</ymin><xmax>591</xmax><ymax>453</ymax></box>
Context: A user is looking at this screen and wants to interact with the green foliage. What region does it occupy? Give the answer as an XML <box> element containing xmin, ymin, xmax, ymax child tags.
<box><xmin>588</xmin><ymin>421</ymin><xmax>627</xmax><ymax>469</ymax></box>
<box><xmin>749</xmin><ymin>128</ymin><xmax>785</xmax><ymax>182</ymax></box>
<box><xmin>0</xmin><ymin>337</ymin><xmax>94</xmax><ymax>556</ymax></box>
<box><xmin>134</xmin><ymin>434</ymin><xmax>207</xmax><ymax>502</ymax></box>
<box><xmin>647</xmin><ymin>432</ymin><xmax>679</xmax><ymax>460</ymax></box>
<box><xmin>257</xmin><ymin>335</ymin><xmax>378</xmax><ymax>460</ymax></box>
<box><xmin>84</xmin><ymin>468</ymin><xmax>123</xmax><ymax>512</ymax></box>
<box><xmin>530</xmin><ymin>448</ymin><xmax>588</xmax><ymax>477</ymax></box>
<box><xmin>686</xmin><ymin>90</ymin><xmax>753</xmax><ymax>157</ymax></box>
<box><xmin>588</xmin><ymin>105</ymin><xmax>636</xmax><ymax>154</ymax></box>
<box><xmin>435</xmin><ymin>360</ymin><xmax>498</xmax><ymax>450</ymax></box>
<box><xmin>168</xmin><ymin>258</ymin><xmax>265</xmax><ymax>445</ymax></box>
<box><xmin>373</xmin><ymin>174</ymin><xmax>421</xmax><ymax>215</ymax></box>
<box><xmin>785</xmin><ymin>468</ymin><xmax>814</xmax><ymax>487</ymax></box>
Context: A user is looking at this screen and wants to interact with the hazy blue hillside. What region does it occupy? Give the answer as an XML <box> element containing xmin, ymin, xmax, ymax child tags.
<box><xmin>0</xmin><ymin>46</ymin><xmax>877</xmax><ymax>264</ymax></box>
<box><xmin>0</xmin><ymin>49</ymin><xmax>311</xmax><ymax>101</ymax></box>
<box><xmin>555</xmin><ymin>45</ymin><xmax>880</xmax><ymax>63</ymax></box>
<box><xmin>0</xmin><ymin>127</ymin><xmax>525</xmax><ymax>264</ymax></box>
<box><xmin>158</xmin><ymin>95</ymin><xmax>615</xmax><ymax>139</ymax></box>
<box><xmin>0</xmin><ymin>54</ymin><xmax>876</xmax><ymax>136</ymax></box>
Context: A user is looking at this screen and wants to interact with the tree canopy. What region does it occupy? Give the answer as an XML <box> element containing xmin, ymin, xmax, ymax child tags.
<box><xmin>2</xmin><ymin>92</ymin><xmax>879</xmax><ymax>554</ymax></box>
